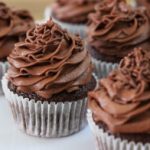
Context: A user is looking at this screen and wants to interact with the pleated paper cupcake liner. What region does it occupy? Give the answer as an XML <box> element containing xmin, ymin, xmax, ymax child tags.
<box><xmin>0</xmin><ymin>62</ymin><xmax>9</xmax><ymax>94</ymax></box>
<box><xmin>2</xmin><ymin>74</ymin><xmax>88</xmax><ymax>138</ymax></box>
<box><xmin>92</xmin><ymin>58</ymin><xmax>118</xmax><ymax>79</ymax></box>
<box><xmin>44</xmin><ymin>7</ymin><xmax>86</xmax><ymax>38</ymax></box>
<box><xmin>87</xmin><ymin>110</ymin><xmax>150</xmax><ymax>150</ymax></box>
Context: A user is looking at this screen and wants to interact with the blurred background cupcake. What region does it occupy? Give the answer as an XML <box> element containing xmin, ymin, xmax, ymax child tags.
<box><xmin>0</xmin><ymin>2</ymin><xmax>34</xmax><ymax>92</ymax></box>
<box><xmin>45</xmin><ymin>0</ymin><xmax>99</xmax><ymax>38</ymax></box>
<box><xmin>2</xmin><ymin>19</ymin><xmax>96</xmax><ymax>138</ymax></box>
<box><xmin>86</xmin><ymin>0</ymin><xmax>150</xmax><ymax>78</ymax></box>
<box><xmin>88</xmin><ymin>47</ymin><xmax>150</xmax><ymax>150</ymax></box>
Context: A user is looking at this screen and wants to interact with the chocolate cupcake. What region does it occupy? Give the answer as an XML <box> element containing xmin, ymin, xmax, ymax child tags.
<box><xmin>2</xmin><ymin>19</ymin><xmax>96</xmax><ymax>137</ymax></box>
<box><xmin>86</xmin><ymin>0</ymin><xmax>150</xmax><ymax>78</ymax></box>
<box><xmin>88</xmin><ymin>47</ymin><xmax>150</xmax><ymax>150</ymax></box>
<box><xmin>46</xmin><ymin>0</ymin><xmax>99</xmax><ymax>38</ymax></box>
<box><xmin>0</xmin><ymin>2</ymin><xmax>34</xmax><ymax>90</ymax></box>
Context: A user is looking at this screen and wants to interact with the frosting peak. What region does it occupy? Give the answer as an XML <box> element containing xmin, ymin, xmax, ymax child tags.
<box><xmin>120</xmin><ymin>48</ymin><xmax>150</xmax><ymax>82</ymax></box>
<box><xmin>87</xmin><ymin>0</ymin><xmax>150</xmax><ymax>62</ymax></box>
<box><xmin>8</xmin><ymin>19</ymin><xmax>93</xmax><ymax>99</ymax></box>
<box><xmin>88</xmin><ymin>48</ymin><xmax>150</xmax><ymax>134</ymax></box>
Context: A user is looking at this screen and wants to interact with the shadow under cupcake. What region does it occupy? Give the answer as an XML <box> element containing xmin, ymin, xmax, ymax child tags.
<box><xmin>2</xmin><ymin>19</ymin><xmax>96</xmax><ymax>138</ymax></box>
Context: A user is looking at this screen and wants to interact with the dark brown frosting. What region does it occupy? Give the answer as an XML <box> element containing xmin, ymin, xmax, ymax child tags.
<box><xmin>52</xmin><ymin>0</ymin><xmax>99</xmax><ymax>24</ymax></box>
<box><xmin>137</xmin><ymin>0</ymin><xmax>150</xmax><ymax>15</ymax></box>
<box><xmin>88</xmin><ymin>47</ymin><xmax>150</xmax><ymax>134</ymax></box>
<box><xmin>7</xmin><ymin>19</ymin><xmax>93</xmax><ymax>99</ymax></box>
<box><xmin>0</xmin><ymin>2</ymin><xmax>34</xmax><ymax>60</ymax></box>
<box><xmin>87</xmin><ymin>0</ymin><xmax>150</xmax><ymax>62</ymax></box>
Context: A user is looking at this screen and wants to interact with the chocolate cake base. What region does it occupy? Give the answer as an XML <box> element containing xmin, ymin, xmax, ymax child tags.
<box><xmin>98</xmin><ymin>122</ymin><xmax>150</xmax><ymax>144</ymax></box>
<box><xmin>88</xmin><ymin>43</ymin><xmax>150</xmax><ymax>63</ymax></box>
<box><xmin>0</xmin><ymin>58</ymin><xmax>7</xmax><ymax>62</ymax></box>
<box><xmin>8</xmin><ymin>75</ymin><xmax>96</xmax><ymax>103</ymax></box>
<box><xmin>88</xmin><ymin>46</ymin><xmax>121</xmax><ymax>63</ymax></box>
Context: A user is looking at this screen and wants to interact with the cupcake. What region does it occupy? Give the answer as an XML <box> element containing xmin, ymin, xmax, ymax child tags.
<box><xmin>2</xmin><ymin>19</ymin><xmax>96</xmax><ymax>138</ymax></box>
<box><xmin>48</xmin><ymin>0</ymin><xmax>99</xmax><ymax>38</ymax></box>
<box><xmin>86</xmin><ymin>0</ymin><xmax>150</xmax><ymax>78</ymax></box>
<box><xmin>0</xmin><ymin>2</ymin><xmax>34</xmax><ymax>90</ymax></box>
<box><xmin>88</xmin><ymin>47</ymin><xmax>150</xmax><ymax>150</ymax></box>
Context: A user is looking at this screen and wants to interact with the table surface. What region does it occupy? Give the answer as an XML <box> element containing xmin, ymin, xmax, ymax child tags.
<box><xmin>0</xmin><ymin>95</ymin><xmax>95</xmax><ymax>150</ymax></box>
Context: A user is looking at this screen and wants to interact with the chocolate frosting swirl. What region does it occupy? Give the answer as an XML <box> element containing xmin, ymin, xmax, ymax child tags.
<box><xmin>7</xmin><ymin>19</ymin><xmax>93</xmax><ymax>99</ymax></box>
<box><xmin>87</xmin><ymin>0</ymin><xmax>150</xmax><ymax>62</ymax></box>
<box><xmin>52</xmin><ymin>0</ymin><xmax>99</xmax><ymax>23</ymax></box>
<box><xmin>137</xmin><ymin>0</ymin><xmax>150</xmax><ymax>15</ymax></box>
<box><xmin>88</xmin><ymin>47</ymin><xmax>150</xmax><ymax>134</ymax></box>
<box><xmin>0</xmin><ymin>2</ymin><xmax>34</xmax><ymax>60</ymax></box>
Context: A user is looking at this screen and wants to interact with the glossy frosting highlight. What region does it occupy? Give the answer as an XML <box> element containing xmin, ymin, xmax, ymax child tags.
<box><xmin>52</xmin><ymin>0</ymin><xmax>99</xmax><ymax>24</ymax></box>
<box><xmin>7</xmin><ymin>19</ymin><xmax>93</xmax><ymax>99</ymax></box>
<box><xmin>88</xmin><ymin>48</ymin><xmax>150</xmax><ymax>134</ymax></box>
<box><xmin>0</xmin><ymin>2</ymin><xmax>34</xmax><ymax>60</ymax></box>
<box><xmin>87</xmin><ymin>0</ymin><xmax>150</xmax><ymax>62</ymax></box>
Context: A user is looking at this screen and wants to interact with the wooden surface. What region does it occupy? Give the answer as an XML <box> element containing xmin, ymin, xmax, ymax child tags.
<box><xmin>4</xmin><ymin>0</ymin><xmax>54</xmax><ymax>19</ymax></box>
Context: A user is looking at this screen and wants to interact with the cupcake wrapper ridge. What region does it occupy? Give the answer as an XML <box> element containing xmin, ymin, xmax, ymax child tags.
<box><xmin>87</xmin><ymin>110</ymin><xmax>150</xmax><ymax>150</ymax></box>
<box><xmin>2</xmin><ymin>74</ymin><xmax>88</xmax><ymax>138</ymax></box>
<box><xmin>92</xmin><ymin>58</ymin><xmax>118</xmax><ymax>79</ymax></box>
<box><xmin>0</xmin><ymin>62</ymin><xmax>9</xmax><ymax>94</ymax></box>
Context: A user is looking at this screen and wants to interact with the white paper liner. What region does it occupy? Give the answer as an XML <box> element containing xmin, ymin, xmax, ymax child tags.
<box><xmin>87</xmin><ymin>110</ymin><xmax>150</xmax><ymax>150</ymax></box>
<box><xmin>2</xmin><ymin>75</ymin><xmax>89</xmax><ymax>138</ymax></box>
<box><xmin>44</xmin><ymin>7</ymin><xmax>86</xmax><ymax>38</ymax></box>
<box><xmin>0</xmin><ymin>62</ymin><xmax>9</xmax><ymax>94</ymax></box>
<box><xmin>92</xmin><ymin>58</ymin><xmax>118</xmax><ymax>79</ymax></box>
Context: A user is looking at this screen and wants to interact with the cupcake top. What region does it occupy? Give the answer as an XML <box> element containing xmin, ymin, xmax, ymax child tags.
<box><xmin>52</xmin><ymin>0</ymin><xmax>99</xmax><ymax>24</ymax></box>
<box><xmin>7</xmin><ymin>19</ymin><xmax>93</xmax><ymax>99</ymax></box>
<box><xmin>87</xmin><ymin>0</ymin><xmax>150</xmax><ymax>63</ymax></box>
<box><xmin>0</xmin><ymin>2</ymin><xmax>34</xmax><ymax>61</ymax></box>
<box><xmin>88</xmin><ymin>47</ymin><xmax>150</xmax><ymax>134</ymax></box>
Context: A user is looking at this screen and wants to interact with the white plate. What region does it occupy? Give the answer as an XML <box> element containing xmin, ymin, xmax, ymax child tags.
<box><xmin>0</xmin><ymin>95</ymin><xmax>95</xmax><ymax>150</ymax></box>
